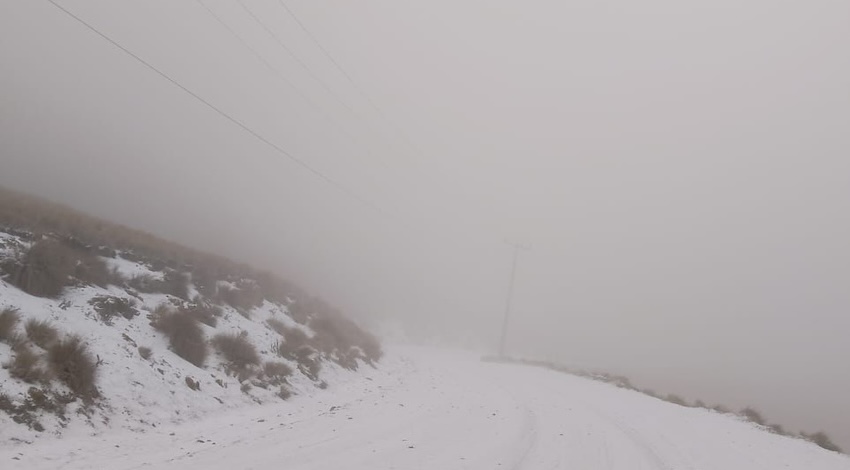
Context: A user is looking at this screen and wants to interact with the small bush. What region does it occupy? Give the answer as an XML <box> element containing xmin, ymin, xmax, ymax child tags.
<box><xmin>266</xmin><ymin>318</ymin><xmax>288</xmax><ymax>336</ymax></box>
<box><xmin>220</xmin><ymin>281</ymin><xmax>264</xmax><ymax>312</ymax></box>
<box><xmin>25</xmin><ymin>319</ymin><xmax>59</xmax><ymax>349</ymax></box>
<box><xmin>297</xmin><ymin>354</ymin><xmax>322</xmax><ymax>381</ymax></box>
<box><xmin>276</xmin><ymin>337</ymin><xmax>314</xmax><ymax>363</ymax></box>
<box><xmin>310</xmin><ymin>314</ymin><xmax>382</xmax><ymax>363</ymax></box>
<box><xmin>151</xmin><ymin>311</ymin><xmax>207</xmax><ymax>368</ymax></box>
<box><xmin>712</xmin><ymin>404</ymin><xmax>731</xmax><ymax>414</ymax></box>
<box><xmin>89</xmin><ymin>296</ymin><xmax>138</xmax><ymax>325</ymax></box>
<box><xmin>664</xmin><ymin>394</ymin><xmax>688</xmax><ymax>407</ymax></box>
<box><xmin>641</xmin><ymin>388</ymin><xmax>659</xmax><ymax>399</ymax></box>
<box><xmin>73</xmin><ymin>250</ymin><xmax>112</xmax><ymax>288</ymax></box>
<box><xmin>768</xmin><ymin>423</ymin><xmax>787</xmax><ymax>435</ymax></box>
<box><xmin>11</xmin><ymin>239</ymin><xmax>77</xmax><ymax>298</ymax></box>
<box><xmin>6</xmin><ymin>345</ymin><xmax>51</xmax><ymax>384</ymax></box>
<box><xmin>262</xmin><ymin>361</ymin><xmax>293</xmax><ymax>385</ymax></box>
<box><xmin>336</xmin><ymin>349</ymin><xmax>361</xmax><ymax>371</ymax></box>
<box><xmin>47</xmin><ymin>336</ymin><xmax>98</xmax><ymax>398</ymax></box>
<box><xmin>5</xmin><ymin>332</ymin><xmax>28</xmax><ymax>351</ymax></box>
<box><xmin>0</xmin><ymin>308</ymin><xmax>21</xmax><ymax>341</ymax></box>
<box><xmin>212</xmin><ymin>332</ymin><xmax>259</xmax><ymax>369</ymax></box>
<box><xmin>138</xmin><ymin>346</ymin><xmax>152</xmax><ymax>360</ymax></box>
<box><xmin>803</xmin><ymin>431</ymin><xmax>843</xmax><ymax>453</ymax></box>
<box><xmin>269</xmin><ymin>322</ymin><xmax>311</xmax><ymax>361</ymax></box>
<box><xmin>162</xmin><ymin>270</ymin><xmax>190</xmax><ymax>300</ymax></box>
<box><xmin>183</xmin><ymin>300</ymin><xmax>221</xmax><ymax>328</ymax></box>
<box><xmin>740</xmin><ymin>407</ymin><xmax>766</xmax><ymax>425</ymax></box>
<box><xmin>127</xmin><ymin>274</ymin><xmax>159</xmax><ymax>293</ymax></box>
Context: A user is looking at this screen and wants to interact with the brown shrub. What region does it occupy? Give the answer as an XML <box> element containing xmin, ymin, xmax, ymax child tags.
<box><xmin>641</xmin><ymin>388</ymin><xmax>659</xmax><ymax>398</ymax></box>
<box><xmin>298</xmin><ymin>358</ymin><xmax>322</xmax><ymax>381</ymax></box>
<box><xmin>183</xmin><ymin>300</ymin><xmax>221</xmax><ymax>328</ymax></box>
<box><xmin>162</xmin><ymin>270</ymin><xmax>190</xmax><ymax>300</ymax></box>
<box><xmin>24</xmin><ymin>319</ymin><xmax>59</xmax><ymax>349</ymax></box>
<box><xmin>219</xmin><ymin>281</ymin><xmax>264</xmax><ymax>312</ymax></box>
<box><xmin>712</xmin><ymin>404</ymin><xmax>731</xmax><ymax>414</ymax></box>
<box><xmin>6</xmin><ymin>345</ymin><xmax>51</xmax><ymax>384</ymax></box>
<box><xmin>212</xmin><ymin>332</ymin><xmax>259</xmax><ymax>369</ymax></box>
<box><xmin>310</xmin><ymin>315</ymin><xmax>382</xmax><ymax>363</ymax></box>
<box><xmin>72</xmin><ymin>249</ymin><xmax>113</xmax><ymax>288</ymax></box>
<box><xmin>89</xmin><ymin>296</ymin><xmax>138</xmax><ymax>325</ymax></box>
<box><xmin>802</xmin><ymin>431</ymin><xmax>843</xmax><ymax>453</ymax></box>
<box><xmin>277</xmin><ymin>385</ymin><xmax>292</xmax><ymax>400</ymax></box>
<box><xmin>47</xmin><ymin>336</ymin><xmax>98</xmax><ymax>398</ymax></box>
<box><xmin>0</xmin><ymin>307</ymin><xmax>21</xmax><ymax>342</ymax></box>
<box><xmin>768</xmin><ymin>423</ymin><xmax>787</xmax><ymax>435</ymax></box>
<box><xmin>664</xmin><ymin>394</ymin><xmax>688</xmax><ymax>407</ymax></box>
<box><xmin>127</xmin><ymin>274</ymin><xmax>159</xmax><ymax>293</ymax></box>
<box><xmin>266</xmin><ymin>318</ymin><xmax>289</xmax><ymax>336</ymax></box>
<box><xmin>191</xmin><ymin>266</ymin><xmax>220</xmax><ymax>299</ymax></box>
<box><xmin>11</xmin><ymin>239</ymin><xmax>77</xmax><ymax>298</ymax></box>
<box><xmin>740</xmin><ymin>407</ymin><xmax>766</xmax><ymax>425</ymax></box>
<box><xmin>151</xmin><ymin>311</ymin><xmax>207</xmax><ymax>368</ymax></box>
<box><xmin>262</xmin><ymin>361</ymin><xmax>293</xmax><ymax>385</ymax></box>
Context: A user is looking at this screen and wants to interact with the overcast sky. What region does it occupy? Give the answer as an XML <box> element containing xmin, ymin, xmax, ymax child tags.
<box><xmin>2</xmin><ymin>0</ymin><xmax>849</xmax><ymax>449</ymax></box>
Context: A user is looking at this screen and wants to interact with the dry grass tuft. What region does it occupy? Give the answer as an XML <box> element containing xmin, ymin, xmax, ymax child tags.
<box><xmin>25</xmin><ymin>319</ymin><xmax>59</xmax><ymax>349</ymax></box>
<box><xmin>47</xmin><ymin>335</ymin><xmax>98</xmax><ymax>399</ymax></box>
<box><xmin>0</xmin><ymin>308</ymin><xmax>21</xmax><ymax>342</ymax></box>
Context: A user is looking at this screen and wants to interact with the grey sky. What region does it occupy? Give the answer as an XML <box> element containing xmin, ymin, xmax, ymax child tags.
<box><xmin>2</xmin><ymin>0</ymin><xmax>849</xmax><ymax>448</ymax></box>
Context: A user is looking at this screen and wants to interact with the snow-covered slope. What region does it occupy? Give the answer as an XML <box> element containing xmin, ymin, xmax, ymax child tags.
<box><xmin>1</xmin><ymin>346</ymin><xmax>847</xmax><ymax>469</ymax></box>
<box><xmin>0</xmin><ymin>229</ymin><xmax>380</xmax><ymax>443</ymax></box>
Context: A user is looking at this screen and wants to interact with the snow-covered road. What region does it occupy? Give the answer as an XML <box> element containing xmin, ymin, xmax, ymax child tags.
<box><xmin>3</xmin><ymin>347</ymin><xmax>848</xmax><ymax>469</ymax></box>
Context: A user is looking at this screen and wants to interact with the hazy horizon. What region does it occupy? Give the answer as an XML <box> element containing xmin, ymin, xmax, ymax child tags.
<box><xmin>2</xmin><ymin>0</ymin><xmax>849</xmax><ymax>449</ymax></box>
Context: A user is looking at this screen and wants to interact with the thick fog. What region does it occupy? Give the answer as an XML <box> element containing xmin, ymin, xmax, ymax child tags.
<box><xmin>2</xmin><ymin>0</ymin><xmax>849</xmax><ymax>448</ymax></box>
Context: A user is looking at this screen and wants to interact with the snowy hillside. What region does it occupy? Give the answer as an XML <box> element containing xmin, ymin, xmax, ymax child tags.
<box><xmin>1</xmin><ymin>346</ymin><xmax>847</xmax><ymax>469</ymax></box>
<box><xmin>0</xmin><ymin>226</ymin><xmax>381</xmax><ymax>443</ymax></box>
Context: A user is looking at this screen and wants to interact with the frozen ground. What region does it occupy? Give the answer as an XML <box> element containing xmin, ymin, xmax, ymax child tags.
<box><xmin>2</xmin><ymin>346</ymin><xmax>848</xmax><ymax>469</ymax></box>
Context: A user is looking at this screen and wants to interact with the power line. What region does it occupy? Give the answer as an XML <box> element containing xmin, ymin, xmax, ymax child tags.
<box><xmin>235</xmin><ymin>0</ymin><xmax>358</xmax><ymax>117</ymax></box>
<box><xmin>46</xmin><ymin>0</ymin><xmax>391</xmax><ymax>220</ymax></box>
<box><xmin>46</xmin><ymin>1</ymin><xmax>534</xmax><ymax>337</ymax></box>
<box><xmin>45</xmin><ymin>0</ymin><xmax>515</xmax><ymax>253</ymax></box>
<box><xmin>194</xmin><ymin>0</ymin><xmax>390</xmax><ymax>169</ymax></box>
<box><xmin>274</xmin><ymin>0</ymin><xmax>438</xmax><ymax>163</ymax></box>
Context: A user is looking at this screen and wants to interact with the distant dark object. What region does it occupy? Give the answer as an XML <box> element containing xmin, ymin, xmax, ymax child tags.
<box><xmin>664</xmin><ymin>394</ymin><xmax>688</xmax><ymax>407</ymax></box>
<box><xmin>802</xmin><ymin>431</ymin><xmax>843</xmax><ymax>453</ymax></box>
<box><xmin>138</xmin><ymin>346</ymin><xmax>153</xmax><ymax>360</ymax></box>
<box><xmin>740</xmin><ymin>407</ymin><xmax>766</xmax><ymax>425</ymax></box>
<box><xmin>184</xmin><ymin>376</ymin><xmax>201</xmax><ymax>391</ymax></box>
<box><xmin>768</xmin><ymin>423</ymin><xmax>787</xmax><ymax>435</ymax></box>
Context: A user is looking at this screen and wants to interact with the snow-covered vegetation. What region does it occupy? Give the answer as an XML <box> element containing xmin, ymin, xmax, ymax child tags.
<box><xmin>0</xmin><ymin>187</ymin><xmax>381</xmax><ymax>443</ymax></box>
<box><xmin>484</xmin><ymin>355</ymin><xmax>844</xmax><ymax>454</ymax></box>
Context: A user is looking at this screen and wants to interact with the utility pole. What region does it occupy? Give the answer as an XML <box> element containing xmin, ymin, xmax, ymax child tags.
<box><xmin>498</xmin><ymin>240</ymin><xmax>529</xmax><ymax>358</ymax></box>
